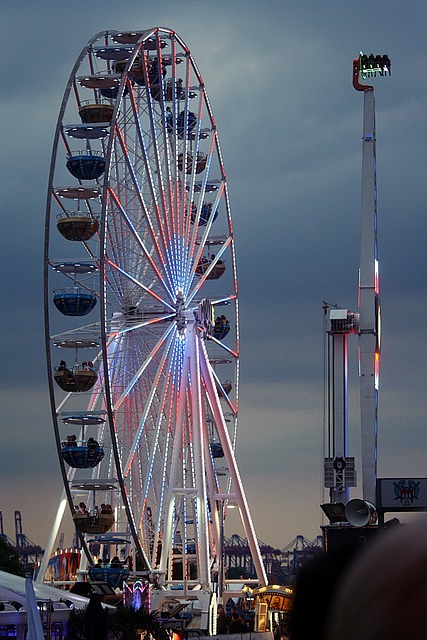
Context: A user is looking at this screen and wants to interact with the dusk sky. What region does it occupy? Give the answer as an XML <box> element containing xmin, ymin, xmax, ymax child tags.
<box><xmin>1</xmin><ymin>0</ymin><xmax>426</xmax><ymax>552</ymax></box>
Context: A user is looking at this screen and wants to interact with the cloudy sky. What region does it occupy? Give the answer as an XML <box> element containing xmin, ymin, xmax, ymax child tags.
<box><xmin>1</xmin><ymin>0</ymin><xmax>426</xmax><ymax>552</ymax></box>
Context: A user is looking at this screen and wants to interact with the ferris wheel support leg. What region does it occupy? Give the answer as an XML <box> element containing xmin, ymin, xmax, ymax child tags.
<box><xmin>35</xmin><ymin>493</ymin><xmax>68</xmax><ymax>583</ymax></box>
<box><xmin>203</xmin><ymin>425</ymin><xmax>221</xmax><ymax>555</ymax></box>
<box><xmin>158</xmin><ymin>335</ymin><xmax>192</xmax><ymax>583</ymax></box>
<box><xmin>158</xmin><ymin>403</ymin><xmax>187</xmax><ymax>580</ymax></box>
<box><xmin>199</xmin><ymin>340</ymin><xmax>268</xmax><ymax>587</ymax></box>
<box><xmin>189</xmin><ymin>329</ymin><xmax>211</xmax><ymax>585</ymax></box>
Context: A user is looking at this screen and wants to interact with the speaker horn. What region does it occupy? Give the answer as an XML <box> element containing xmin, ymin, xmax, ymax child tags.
<box><xmin>345</xmin><ymin>499</ymin><xmax>377</xmax><ymax>527</ymax></box>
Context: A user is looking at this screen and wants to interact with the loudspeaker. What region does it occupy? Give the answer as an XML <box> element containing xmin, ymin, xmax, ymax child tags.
<box><xmin>345</xmin><ymin>499</ymin><xmax>377</xmax><ymax>527</ymax></box>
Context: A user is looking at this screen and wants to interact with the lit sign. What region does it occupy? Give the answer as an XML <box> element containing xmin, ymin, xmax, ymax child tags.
<box><xmin>248</xmin><ymin>585</ymin><xmax>294</xmax><ymax>613</ymax></box>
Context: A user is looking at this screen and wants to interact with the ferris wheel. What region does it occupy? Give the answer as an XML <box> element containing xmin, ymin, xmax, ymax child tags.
<box><xmin>40</xmin><ymin>28</ymin><xmax>267</xmax><ymax>597</ymax></box>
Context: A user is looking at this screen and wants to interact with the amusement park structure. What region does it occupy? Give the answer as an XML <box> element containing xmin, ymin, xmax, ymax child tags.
<box><xmin>36</xmin><ymin>29</ymin><xmax>394</xmax><ymax>626</ymax></box>
<box><xmin>39</xmin><ymin>27</ymin><xmax>267</xmax><ymax>626</ymax></box>
<box><xmin>322</xmin><ymin>53</ymin><xmax>391</xmax><ymax>527</ymax></box>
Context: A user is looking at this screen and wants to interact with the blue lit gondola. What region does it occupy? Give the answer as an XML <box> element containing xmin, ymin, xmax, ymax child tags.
<box><xmin>53</xmin><ymin>290</ymin><xmax>97</xmax><ymax>316</ymax></box>
<box><xmin>177</xmin><ymin>110</ymin><xmax>197</xmax><ymax>139</ymax></box>
<box><xmin>66</xmin><ymin>153</ymin><xmax>106</xmax><ymax>180</ymax></box>
<box><xmin>61</xmin><ymin>443</ymin><xmax>104</xmax><ymax>468</ymax></box>
<box><xmin>213</xmin><ymin>326</ymin><xmax>230</xmax><ymax>340</ymax></box>
<box><xmin>191</xmin><ymin>202</ymin><xmax>219</xmax><ymax>227</ymax></box>
<box><xmin>66</xmin><ymin>125</ymin><xmax>109</xmax><ymax>140</ymax></box>
<box><xmin>212</xmin><ymin>318</ymin><xmax>230</xmax><ymax>340</ymax></box>
<box><xmin>210</xmin><ymin>443</ymin><xmax>224</xmax><ymax>459</ymax></box>
<box><xmin>88</xmin><ymin>565</ymin><xmax>129</xmax><ymax>589</ymax></box>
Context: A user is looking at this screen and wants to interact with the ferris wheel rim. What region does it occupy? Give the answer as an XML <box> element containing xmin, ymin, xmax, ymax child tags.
<box><xmin>43</xmin><ymin>27</ymin><xmax>251</xmax><ymax>585</ymax></box>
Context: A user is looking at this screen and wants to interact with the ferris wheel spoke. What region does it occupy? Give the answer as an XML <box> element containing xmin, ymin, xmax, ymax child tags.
<box><xmin>51</xmin><ymin>322</ymin><xmax>102</xmax><ymax>339</ymax></box>
<box><xmin>86</xmin><ymin>380</ymin><xmax>106</xmax><ymax>413</ymax></box>
<box><xmin>112</xmin><ymin>322</ymin><xmax>175</xmax><ymax>411</ymax></box>
<box><xmin>138</xmin><ymin>63</ymin><xmax>175</xmax><ymax>246</ymax></box>
<box><xmin>106</xmin><ymin>259</ymin><xmax>175</xmax><ymax>310</ymax></box>
<box><xmin>112</xmin><ymin>124</ymin><xmax>170</xmax><ymax>256</ymax></box>
<box><xmin>140</xmin><ymin>337</ymin><xmax>184</xmax><ymax>501</ymax></box>
<box><xmin>109</xmin><ymin>313</ymin><xmax>176</xmax><ymax>338</ymax></box>
<box><xmin>124</xmin><ymin>102</ymin><xmax>173</xmax><ymax>253</ymax></box>
<box><xmin>138</xmin><ymin>410</ymin><xmax>176</xmax><ymax>559</ymax></box>
<box><xmin>207</xmin><ymin>336</ymin><xmax>238</xmax><ymax>360</ymax></box>
<box><xmin>185</xmin><ymin>178</ymin><xmax>224</xmax><ymax>268</ymax></box>
<box><xmin>152</xmin><ymin>59</ymin><xmax>175</xmax><ymax>241</ymax></box>
<box><xmin>208</xmin><ymin>369</ymin><xmax>237</xmax><ymax>416</ymax></box>
<box><xmin>123</xmin><ymin>329</ymin><xmax>177</xmax><ymax>475</ymax></box>
<box><xmin>186</xmin><ymin>235</ymin><xmax>232</xmax><ymax>305</ymax></box>
<box><xmin>107</xmin><ymin>187</ymin><xmax>175</xmax><ymax>299</ymax></box>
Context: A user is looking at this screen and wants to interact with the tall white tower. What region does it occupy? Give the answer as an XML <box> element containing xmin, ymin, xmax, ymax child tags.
<box><xmin>354</xmin><ymin>53</ymin><xmax>391</xmax><ymax>504</ymax></box>
<box><xmin>322</xmin><ymin>54</ymin><xmax>391</xmax><ymax>520</ymax></box>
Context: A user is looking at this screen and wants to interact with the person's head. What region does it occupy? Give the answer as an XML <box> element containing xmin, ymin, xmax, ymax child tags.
<box><xmin>328</xmin><ymin>521</ymin><xmax>427</xmax><ymax>640</ymax></box>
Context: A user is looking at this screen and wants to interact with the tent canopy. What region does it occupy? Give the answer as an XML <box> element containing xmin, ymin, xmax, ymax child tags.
<box><xmin>0</xmin><ymin>571</ymin><xmax>89</xmax><ymax>610</ymax></box>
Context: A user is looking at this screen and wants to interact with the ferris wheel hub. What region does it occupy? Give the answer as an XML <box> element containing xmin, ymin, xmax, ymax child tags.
<box><xmin>174</xmin><ymin>290</ymin><xmax>188</xmax><ymax>334</ymax></box>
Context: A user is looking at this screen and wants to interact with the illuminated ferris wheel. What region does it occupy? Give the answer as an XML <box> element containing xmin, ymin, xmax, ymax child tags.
<box><xmin>41</xmin><ymin>28</ymin><xmax>266</xmax><ymax>596</ymax></box>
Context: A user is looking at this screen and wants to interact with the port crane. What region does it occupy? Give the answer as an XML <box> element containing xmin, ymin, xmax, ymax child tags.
<box><xmin>0</xmin><ymin>511</ymin><xmax>44</xmax><ymax>568</ymax></box>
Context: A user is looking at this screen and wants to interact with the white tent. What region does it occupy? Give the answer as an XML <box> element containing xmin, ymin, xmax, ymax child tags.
<box><xmin>0</xmin><ymin>570</ymin><xmax>89</xmax><ymax>609</ymax></box>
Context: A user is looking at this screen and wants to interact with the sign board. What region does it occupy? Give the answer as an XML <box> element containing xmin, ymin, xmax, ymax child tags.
<box><xmin>377</xmin><ymin>478</ymin><xmax>427</xmax><ymax>511</ymax></box>
<box><xmin>249</xmin><ymin>585</ymin><xmax>293</xmax><ymax>613</ymax></box>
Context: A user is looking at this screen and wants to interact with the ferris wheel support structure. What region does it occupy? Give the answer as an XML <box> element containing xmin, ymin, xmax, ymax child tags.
<box><xmin>152</xmin><ymin>313</ymin><xmax>267</xmax><ymax>611</ymax></box>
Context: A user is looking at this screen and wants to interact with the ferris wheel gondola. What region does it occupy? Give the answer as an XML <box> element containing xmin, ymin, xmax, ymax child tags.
<box><xmin>40</xmin><ymin>28</ymin><xmax>266</xmax><ymax>595</ymax></box>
